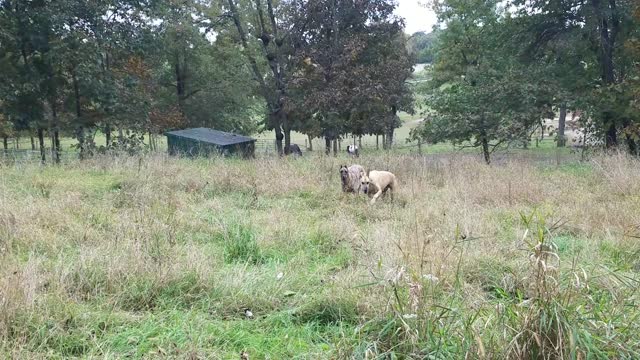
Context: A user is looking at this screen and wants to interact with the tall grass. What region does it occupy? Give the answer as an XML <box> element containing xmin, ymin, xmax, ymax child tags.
<box><xmin>0</xmin><ymin>152</ymin><xmax>638</xmax><ymax>358</ymax></box>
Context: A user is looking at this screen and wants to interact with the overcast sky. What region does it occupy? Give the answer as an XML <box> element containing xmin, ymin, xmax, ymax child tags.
<box><xmin>394</xmin><ymin>0</ymin><xmax>438</xmax><ymax>34</ymax></box>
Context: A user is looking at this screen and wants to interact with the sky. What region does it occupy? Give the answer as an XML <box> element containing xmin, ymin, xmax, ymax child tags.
<box><xmin>394</xmin><ymin>0</ymin><xmax>438</xmax><ymax>34</ymax></box>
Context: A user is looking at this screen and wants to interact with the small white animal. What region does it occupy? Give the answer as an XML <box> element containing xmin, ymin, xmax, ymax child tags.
<box><xmin>243</xmin><ymin>308</ymin><xmax>254</xmax><ymax>319</ymax></box>
<box><xmin>346</xmin><ymin>144</ymin><xmax>359</xmax><ymax>157</ymax></box>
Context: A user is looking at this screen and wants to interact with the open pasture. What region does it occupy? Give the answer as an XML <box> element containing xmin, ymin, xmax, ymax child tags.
<box><xmin>0</xmin><ymin>153</ymin><xmax>639</xmax><ymax>358</ymax></box>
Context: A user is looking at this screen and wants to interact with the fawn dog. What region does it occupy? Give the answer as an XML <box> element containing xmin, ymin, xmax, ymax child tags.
<box><xmin>360</xmin><ymin>170</ymin><xmax>397</xmax><ymax>204</ymax></box>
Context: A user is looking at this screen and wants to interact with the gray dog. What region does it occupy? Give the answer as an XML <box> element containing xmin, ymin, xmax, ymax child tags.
<box><xmin>339</xmin><ymin>164</ymin><xmax>366</xmax><ymax>193</ymax></box>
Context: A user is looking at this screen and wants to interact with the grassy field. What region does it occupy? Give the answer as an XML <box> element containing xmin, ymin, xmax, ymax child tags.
<box><xmin>1</xmin><ymin>151</ymin><xmax>639</xmax><ymax>358</ymax></box>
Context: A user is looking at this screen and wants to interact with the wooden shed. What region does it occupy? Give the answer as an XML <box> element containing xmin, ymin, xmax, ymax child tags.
<box><xmin>165</xmin><ymin>128</ymin><xmax>256</xmax><ymax>158</ymax></box>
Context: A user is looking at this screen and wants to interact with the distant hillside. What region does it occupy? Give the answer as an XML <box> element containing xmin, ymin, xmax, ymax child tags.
<box><xmin>407</xmin><ymin>31</ymin><xmax>439</xmax><ymax>64</ymax></box>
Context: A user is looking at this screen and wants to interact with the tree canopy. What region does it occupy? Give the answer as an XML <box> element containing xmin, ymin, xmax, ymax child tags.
<box><xmin>411</xmin><ymin>0</ymin><xmax>640</xmax><ymax>162</ymax></box>
<box><xmin>0</xmin><ymin>0</ymin><xmax>415</xmax><ymax>160</ymax></box>
<box><xmin>407</xmin><ymin>31</ymin><xmax>438</xmax><ymax>64</ymax></box>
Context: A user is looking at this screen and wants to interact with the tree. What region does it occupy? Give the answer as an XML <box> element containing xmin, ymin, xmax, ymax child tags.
<box><xmin>513</xmin><ymin>0</ymin><xmax>639</xmax><ymax>152</ymax></box>
<box><xmin>0</xmin><ymin>0</ymin><xmax>56</xmax><ymax>162</ymax></box>
<box><xmin>288</xmin><ymin>0</ymin><xmax>412</xmax><ymax>153</ymax></box>
<box><xmin>0</xmin><ymin>111</ymin><xmax>13</xmax><ymax>151</ymax></box>
<box><xmin>147</xmin><ymin>1</ymin><xmax>261</xmax><ymax>135</ymax></box>
<box><xmin>224</xmin><ymin>0</ymin><xmax>296</xmax><ymax>155</ymax></box>
<box><xmin>0</xmin><ymin>0</ymin><xmax>261</xmax><ymax>161</ymax></box>
<box><xmin>407</xmin><ymin>31</ymin><xmax>439</xmax><ymax>64</ymax></box>
<box><xmin>411</xmin><ymin>0</ymin><xmax>554</xmax><ymax>163</ymax></box>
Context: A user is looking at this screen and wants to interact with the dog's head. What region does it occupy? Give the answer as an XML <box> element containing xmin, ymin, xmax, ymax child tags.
<box><xmin>339</xmin><ymin>165</ymin><xmax>349</xmax><ymax>182</ymax></box>
<box><xmin>360</xmin><ymin>174</ymin><xmax>371</xmax><ymax>194</ymax></box>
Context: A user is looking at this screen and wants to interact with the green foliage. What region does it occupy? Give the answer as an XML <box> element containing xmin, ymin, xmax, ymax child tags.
<box><xmin>413</xmin><ymin>0</ymin><xmax>640</xmax><ymax>158</ymax></box>
<box><xmin>294</xmin><ymin>297</ymin><xmax>359</xmax><ymax>326</ymax></box>
<box><xmin>0</xmin><ymin>0</ymin><xmax>261</xmax><ymax>160</ymax></box>
<box><xmin>407</xmin><ymin>31</ymin><xmax>439</xmax><ymax>63</ymax></box>
<box><xmin>412</xmin><ymin>0</ymin><xmax>554</xmax><ymax>163</ymax></box>
<box><xmin>219</xmin><ymin>222</ymin><xmax>263</xmax><ymax>264</ymax></box>
<box><xmin>511</xmin><ymin>0</ymin><xmax>640</xmax><ymax>151</ymax></box>
<box><xmin>285</xmin><ymin>0</ymin><xmax>414</xmax><ymax>146</ymax></box>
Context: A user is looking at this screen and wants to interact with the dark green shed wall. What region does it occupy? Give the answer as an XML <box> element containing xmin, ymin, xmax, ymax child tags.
<box><xmin>166</xmin><ymin>134</ymin><xmax>255</xmax><ymax>158</ymax></box>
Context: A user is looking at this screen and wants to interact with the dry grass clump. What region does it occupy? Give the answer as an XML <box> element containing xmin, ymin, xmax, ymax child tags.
<box><xmin>591</xmin><ymin>152</ymin><xmax>640</xmax><ymax>196</ymax></box>
<box><xmin>0</xmin><ymin>152</ymin><xmax>639</xmax><ymax>357</ymax></box>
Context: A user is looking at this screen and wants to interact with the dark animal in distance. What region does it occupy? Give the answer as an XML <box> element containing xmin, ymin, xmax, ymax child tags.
<box><xmin>287</xmin><ymin>144</ymin><xmax>303</xmax><ymax>156</ymax></box>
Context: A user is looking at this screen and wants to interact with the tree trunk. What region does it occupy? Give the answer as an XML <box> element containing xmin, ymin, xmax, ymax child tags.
<box><xmin>387</xmin><ymin>105</ymin><xmax>397</xmax><ymax>149</ymax></box>
<box><xmin>105</xmin><ymin>124</ymin><xmax>112</xmax><ymax>147</ymax></box>
<box><xmin>54</xmin><ymin>130</ymin><xmax>60</xmax><ymax>163</ymax></box>
<box><xmin>358</xmin><ymin>135</ymin><xmax>362</xmax><ymax>148</ymax></box>
<box><xmin>175</xmin><ymin>54</ymin><xmax>185</xmax><ymax>114</ymax></box>
<box><xmin>382</xmin><ymin>133</ymin><xmax>386</xmax><ymax>150</ymax></box>
<box><xmin>592</xmin><ymin>0</ymin><xmax>619</xmax><ymax>148</ymax></box>
<box><xmin>16</xmin><ymin>136</ymin><xmax>19</xmax><ymax>149</ymax></box>
<box><xmin>325</xmin><ymin>137</ymin><xmax>331</xmax><ymax>155</ymax></box>
<box><xmin>376</xmin><ymin>134</ymin><xmax>379</xmax><ymax>150</ymax></box>
<box><xmin>332</xmin><ymin>138</ymin><xmax>338</xmax><ymax>157</ymax></box>
<box><xmin>557</xmin><ymin>104</ymin><xmax>567</xmax><ymax>147</ymax></box>
<box><xmin>307</xmin><ymin>134</ymin><xmax>313</xmax><ymax>151</ymax></box>
<box><xmin>37</xmin><ymin>128</ymin><xmax>45</xmax><ymax>164</ymax></box>
<box><xmin>51</xmin><ymin>102</ymin><xmax>60</xmax><ymax>164</ymax></box>
<box><xmin>623</xmin><ymin>119</ymin><xmax>638</xmax><ymax>156</ymax></box>
<box><xmin>625</xmin><ymin>132</ymin><xmax>637</xmax><ymax>156</ymax></box>
<box><xmin>275</xmin><ymin>126</ymin><xmax>284</xmax><ymax>156</ymax></box>
<box><xmin>30</xmin><ymin>135</ymin><xmax>35</xmax><ymax>150</ymax></box>
<box><xmin>481</xmin><ymin>136</ymin><xmax>491</xmax><ymax>164</ymax></box>
<box><xmin>2</xmin><ymin>137</ymin><xmax>7</xmax><ymax>151</ymax></box>
<box><xmin>283</xmin><ymin>117</ymin><xmax>291</xmax><ymax>155</ymax></box>
<box><xmin>71</xmin><ymin>67</ymin><xmax>85</xmax><ymax>158</ymax></box>
<box><xmin>605</xmin><ymin>120</ymin><xmax>617</xmax><ymax>148</ymax></box>
<box><xmin>148</xmin><ymin>132</ymin><xmax>154</xmax><ymax>151</ymax></box>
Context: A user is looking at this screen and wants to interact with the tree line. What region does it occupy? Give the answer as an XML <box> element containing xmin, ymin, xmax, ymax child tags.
<box><xmin>411</xmin><ymin>0</ymin><xmax>640</xmax><ymax>163</ymax></box>
<box><xmin>0</xmin><ymin>0</ymin><xmax>414</xmax><ymax>161</ymax></box>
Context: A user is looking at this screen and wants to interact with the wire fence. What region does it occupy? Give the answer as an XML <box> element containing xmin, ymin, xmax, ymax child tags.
<box><xmin>0</xmin><ymin>149</ymin><xmax>79</xmax><ymax>165</ymax></box>
<box><xmin>254</xmin><ymin>139</ymin><xmax>278</xmax><ymax>155</ymax></box>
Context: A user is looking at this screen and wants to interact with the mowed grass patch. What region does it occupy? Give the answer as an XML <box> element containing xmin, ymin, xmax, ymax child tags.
<box><xmin>1</xmin><ymin>153</ymin><xmax>639</xmax><ymax>358</ymax></box>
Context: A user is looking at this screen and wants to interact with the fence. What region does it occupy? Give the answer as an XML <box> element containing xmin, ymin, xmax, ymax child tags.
<box><xmin>254</xmin><ymin>139</ymin><xmax>278</xmax><ymax>155</ymax></box>
<box><xmin>0</xmin><ymin>149</ymin><xmax>77</xmax><ymax>165</ymax></box>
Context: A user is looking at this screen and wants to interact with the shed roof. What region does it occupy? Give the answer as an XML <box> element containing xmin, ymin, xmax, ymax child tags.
<box><xmin>165</xmin><ymin>128</ymin><xmax>256</xmax><ymax>146</ymax></box>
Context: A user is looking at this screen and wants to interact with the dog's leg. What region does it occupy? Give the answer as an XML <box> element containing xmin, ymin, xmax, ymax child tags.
<box><xmin>370</xmin><ymin>187</ymin><xmax>383</xmax><ymax>204</ymax></box>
